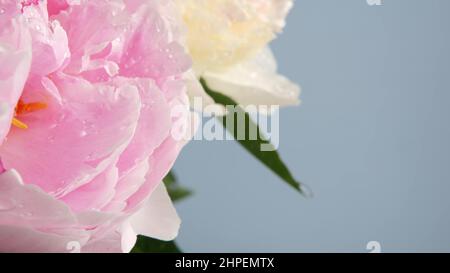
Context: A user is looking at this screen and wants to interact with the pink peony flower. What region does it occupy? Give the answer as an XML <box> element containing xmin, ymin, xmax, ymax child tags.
<box><xmin>0</xmin><ymin>0</ymin><xmax>192</xmax><ymax>252</ymax></box>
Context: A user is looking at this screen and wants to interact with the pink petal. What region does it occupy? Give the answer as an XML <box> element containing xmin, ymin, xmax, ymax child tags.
<box><xmin>60</xmin><ymin>164</ymin><xmax>119</xmax><ymax>212</ymax></box>
<box><xmin>0</xmin><ymin>75</ymin><xmax>141</xmax><ymax>197</ymax></box>
<box><xmin>0</xmin><ymin>159</ymin><xmax>5</xmax><ymax>174</ymax></box>
<box><xmin>125</xmin><ymin>95</ymin><xmax>193</xmax><ymax>212</ymax></box>
<box><xmin>47</xmin><ymin>0</ymin><xmax>79</xmax><ymax>16</ymax></box>
<box><xmin>55</xmin><ymin>0</ymin><xmax>127</xmax><ymax>75</ymax></box>
<box><xmin>105</xmin><ymin>159</ymin><xmax>149</xmax><ymax>213</ymax></box>
<box><xmin>0</xmin><ymin>1</ymin><xmax>20</xmax><ymax>24</ymax></box>
<box><xmin>119</xmin><ymin>4</ymin><xmax>191</xmax><ymax>80</ymax></box>
<box><xmin>0</xmin><ymin>169</ymin><xmax>77</xmax><ymax>228</ymax></box>
<box><xmin>0</xmin><ymin>17</ymin><xmax>32</xmax><ymax>143</ymax></box>
<box><xmin>0</xmin><ymin>169</ymin><xmax>89</xmax><ymax>252</ymax></box>
<box><xmin>23</xmin><ymin>0</ymin><xmax>70</xmax><ymax>75</ymax></box>
<box><xmin>125</xmin><ymin>137</ymin><xmax>184</xmax><ymax>213</ymax></box>
<box><xmin>0</xmin><ymin>225</ymin><xmax>88</xmax><ymax>253</ymax></box>
<box><xmin>116</xmin><ymin>78</ymin><xmax>171</xmax><ymax>175</ymax></box>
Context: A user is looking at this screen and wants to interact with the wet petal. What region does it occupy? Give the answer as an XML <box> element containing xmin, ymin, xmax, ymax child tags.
<box><xmin>61</xmin><ymin>165</ymin><xmax>119</xmax><ymax>212</ymax></box>
<box><xmin>0</xmin><ymin>169</ymin><xmax>89</xmax><ymax>252</ymax></box>
<box><xmin>0</xmin><ymin>16</ymin><xmax>32</xmax><ymax>143</ymax></box>
<box><xmin>0</xmin><ymin>75</ymin><xmax>141</xmax><ymax>197</ymax></box>
<box><xmin>203</xmin><ymin>47</ymin><xmax>300</xmax><ymax>107</ymax></box>
<box><xmin>23</xmin><ymin>0</ymin><xmax>70</xmax><ymax>75</ymax></box>
<box><xmin>116</xmin><ymin>78</ymin><xmax>171</xmax><ymax>175</ymax></box>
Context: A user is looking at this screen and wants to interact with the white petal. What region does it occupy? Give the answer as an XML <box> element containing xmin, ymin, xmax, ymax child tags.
<box><xmin>184</xmin><ymin>69</ymin><xmax>216</xmax><ymax>111</ymax></box>
<box><xmin>129</xmin><ymin>182</ymin><xmax>181</xmax><ymax>241</ymax></box>
<box><xmin>202</xmin><ymin>47</ymin><xmax>300</xmax><ymax>108</ymax></box>
<box><xmin>120</xmin><ymin>221</ymin><xmax>137</xmax><ymax>253</ymax></box>
<box><xmin>81</xmin><ymin>221</ymin><xmax>136</xmax><ymax>253</ymax></box>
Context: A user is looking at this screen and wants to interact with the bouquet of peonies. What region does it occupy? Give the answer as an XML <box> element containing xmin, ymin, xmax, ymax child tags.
<box><xmin>0</xmin><ymin>0</ymin><xmax>303</xmax><ymax>253</ymax></box>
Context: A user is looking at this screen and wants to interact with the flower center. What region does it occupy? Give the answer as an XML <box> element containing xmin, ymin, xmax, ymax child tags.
<box><xmin>12</xmin><ymin>100</ymin><xmax>47</xmax><ymax>129</ymax></box>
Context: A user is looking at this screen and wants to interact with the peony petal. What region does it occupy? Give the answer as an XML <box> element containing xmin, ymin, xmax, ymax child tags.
<box><xmin>247</xmin><ymin>0</ymin><xmax>294</xmax><ymax>32</ymax></box>
<box><xmin>0</xmin><ymin>16</ymin><xmax>32</xmax><ymax>144</ymax></box>
<box><xmin>60</xmin><ymin>165</ymin><xmax>119</xmax><ymax>212</ymax></box>
<box><xmin>120</xmin><ymin>220</ymin><xmax>137</xmax><ymax>253</ymax></box>
<box><xmin>0</xmin><ymin>169</ymin><xmax>77</xmax><ymax>229</ymax></box>
<box><xmin>130</xmin><ymin>182</ymin><xmax>180</xmax><ymax>241</ymax></box>
<box><xmin>82</xmin><ymin>230</ymin><xmax>123</xmax><ymax>253</ymax></box>
<box><xmin>0</xmin><ymin>169</ymin><xmax>89</xmax><ymax>252</ymax></box>
<box><xmin>106</xmin><ymin>159</ymin><xmax>149</xmax><ymax>212</ymax></box>
<box><xmin>47</xmin><ymin>0</ymin><xmax>80</xmax><ymax>16</ymax></box>
<box><xmin>202</xmin><ymin>47</ymin><xmax>300</xmax><ymax>108</ymax></box>
<box><xmin>125</xmin><ymin>94</ymin><xmax>193</xmax><ymax>212</ymax></box>
<box><xmin>119</xmin><ymin>3</ymin><xmax>191</xmax><ymax>80</ymax></box>
<box><xmin>22</xmin><ymin>0</ymin><xmax>70</xmax><ymax>75</ymax></box>
<box><xmin>0</xmin><ymin>225</ymin><xmax>88</xmax><ymax>253</ymax></box>
<box><xmin>82</xmin><ymin>220</ymin><xmax>136</xmax><ymax>253</ymax></box>
<box><xmin>125</xmin><ymin>136</ymin><xmax>184</xmax><ymax>212</ymax></box>
<box><xmin>55</xmin><ymin>0</ymin><xmax>127</xmax><ymax>75</ymax></box>
<box><xmin>75</xmin><ymin>210</ymin><xmax>117</xmax><ymax>230</ymax></box>
<box><xmin>116</xmin><ymin>79</ymin><xmax>171</xmax><ymax>175</ymax></box>
<box><xmin>185</xmin><ymin>69</ymin><xmax>216</xmax><ymax>112</ymax></box>
<box><xmin>178</xmin><ymin>0</ymin><xmax>273</xmax><ymax>71</ymax></box>
<box><xmin>0</xmin><ymin>75</ymin><xmax>141</xmax><ymax>197</ymax></box>
<box><xmin>0</xmin><ymin>0</ymin><xmax>193</xmax><ymax>253</ymax></box>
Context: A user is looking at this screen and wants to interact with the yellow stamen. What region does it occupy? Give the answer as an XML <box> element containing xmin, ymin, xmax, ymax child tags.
<box><xmin>12</xmin><ymin>118</ymin><xmax>28</xmax><ymax>129</ymax></box>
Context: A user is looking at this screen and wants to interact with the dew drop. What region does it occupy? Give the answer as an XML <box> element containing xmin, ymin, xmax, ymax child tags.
<box><xmin>21</xmin><ymin>212</ymin><xmax>33</xmax><ymax>217</ymax></box>
<box><xmin>299</xmin><ymin>183</ymin><xmax>314</xmax><ymax>199</ymax></box>
<box><xmin>0</xmin><ymin>200</ymin><xmax>15</xmax><ymax>212</ymax></box>
<box><xmin>85</xmin><ymin>153</ymin><xmax>94</xmax><ymax>160</ymax></box>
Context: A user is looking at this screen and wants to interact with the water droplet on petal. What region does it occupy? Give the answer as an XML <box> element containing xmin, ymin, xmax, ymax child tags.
<box><xmin>20</xmin><ymin>212</ymin><xmax>33</xmax><ymax>217</ymax></box>
<box><xmin>47</xmin><ymin>135</ymin><xmax>56</xmax><ymax>142</ymax></box>
<box><xmin>0</xmin><ymin>200</ymin><xmax>15</xmax><ymax>212</ymax></box>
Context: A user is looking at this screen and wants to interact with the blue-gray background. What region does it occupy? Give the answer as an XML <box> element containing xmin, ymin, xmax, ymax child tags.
<box><xmin>174</xmin><ymin>0</ymin><xmax>450</xmax><ymax>252</ymax></box>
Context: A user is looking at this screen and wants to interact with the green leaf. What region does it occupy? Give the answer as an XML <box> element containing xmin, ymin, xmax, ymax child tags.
<box><xmin>163</xmin><ymin>171</ymin><xmax>192</xmax><ymax>202</ymax></box>
<box><xmin>131</xmin><ymin>235</ymin><xmax>181</xmax><ymax>253</ymax></box>
<box><xmin>200</xmin><ymin>78</ymin><xmax>306</xmax><ymax>195</ymax></box>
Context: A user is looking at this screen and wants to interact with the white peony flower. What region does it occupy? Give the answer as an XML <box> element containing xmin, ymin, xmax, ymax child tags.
<box><xmin>177</xmin><ymin>0</ymin><xmax>300</xmax><ymax>109</ymax></box>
